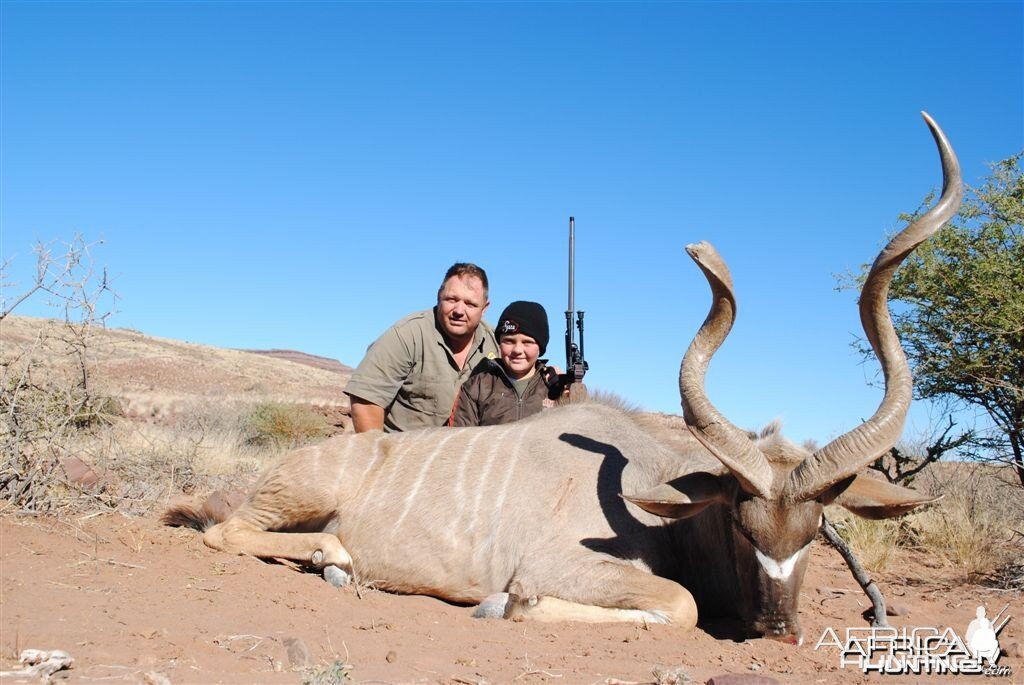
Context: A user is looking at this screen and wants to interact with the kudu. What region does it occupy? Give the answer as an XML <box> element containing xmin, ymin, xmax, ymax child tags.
<box><xmin>166</xmin><ymin>113</ymin><xmax>961</xmax><ymax>644</ymax></box>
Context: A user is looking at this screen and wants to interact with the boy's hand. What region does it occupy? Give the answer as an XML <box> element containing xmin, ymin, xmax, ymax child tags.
<box><xmin>543</xmin><ymin>366</ymin><xmax>581</xmax><ymax>401</ymax></box>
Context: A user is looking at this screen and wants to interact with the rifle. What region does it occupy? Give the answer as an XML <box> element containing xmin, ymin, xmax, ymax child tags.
<box><xmin>561</xmin><ymin>216</ymin><xmax>589</xmax><ymax>398</ymax></box>
<box><xmin>991</xmin><ymin>603</ymin><xmax>1011</xmax><ymax>635</ymax></box>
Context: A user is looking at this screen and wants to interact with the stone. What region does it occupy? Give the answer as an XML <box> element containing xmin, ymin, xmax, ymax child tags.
<box><xmin>705</xmin><ymin>675</ymin><xmax>781</xmax><ymax>685</ymax></box>
<box><xmin>284</xmin><ymin>638</ymin><xmax>311</xmax><ymax>669</ymax></box>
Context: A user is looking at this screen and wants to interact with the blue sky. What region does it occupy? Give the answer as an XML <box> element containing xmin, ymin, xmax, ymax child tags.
<box><xmin>2</xmin><ymin>1</ymin><xmax>1022</xmax><ymax>445</ymax></box>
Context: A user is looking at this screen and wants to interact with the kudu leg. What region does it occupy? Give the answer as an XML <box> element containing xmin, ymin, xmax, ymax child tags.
<box><xmin>204</xmin><ymin>520</ymin><xmax>352</xmax><ymax>569</ymax></box>
<box><xmin>201</xmin><ymin>495</ymin><xmax>353</xmax><ymax>578</ymax></box>
<box><xmin>505</xmin><ymin>595</ymin><xmax>675</xmax><ymax>624</ymax></box>
<box><xmin>478</xmin><ymin>566</ymin><xmax>697</xmax><ymax>627</ymax></box>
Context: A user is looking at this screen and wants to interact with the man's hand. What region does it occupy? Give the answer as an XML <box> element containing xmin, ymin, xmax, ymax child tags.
<box><xmin>350</xmin><ymin>397</ymin><xmax>386</xmax><ymax>433</ymax></box>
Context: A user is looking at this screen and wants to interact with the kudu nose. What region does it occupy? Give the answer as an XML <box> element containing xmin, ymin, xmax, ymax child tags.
<box><xmin>756</xmin><ymin>619</ymin><xmax>804</xmax><ymax>645</ymax></box>
<box><xmin>764</xmin><ymin>630</ymin><xmax>803</xmax><ymax>646</ymax></box>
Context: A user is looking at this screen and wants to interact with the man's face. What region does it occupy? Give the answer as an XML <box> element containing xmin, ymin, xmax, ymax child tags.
<box><xmin>436</xmin><ymin>275</ymin><xmax>489</xmax><ymax>344</ymax></box>
<box><xmin>499</xmin><ymin>334</ymin><xmax>540</xmax><ymax>379</ymax></box>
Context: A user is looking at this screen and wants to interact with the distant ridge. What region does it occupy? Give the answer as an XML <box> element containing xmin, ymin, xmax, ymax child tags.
<box><xmin>1</xmin><ymin>316</ymin><xmax>352</xmax><ymax>419</ymax></box>
<box><xmin>244</xmin><ymin>349</ymin><xmax>353</xmax><ymax>375</ymax></box>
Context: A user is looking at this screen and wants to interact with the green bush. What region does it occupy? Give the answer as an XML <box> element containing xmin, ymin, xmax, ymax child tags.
<box><xmin>245</xmin><ymin>402</ymin><xmax>329</xmax><ymax>450</ymax></box>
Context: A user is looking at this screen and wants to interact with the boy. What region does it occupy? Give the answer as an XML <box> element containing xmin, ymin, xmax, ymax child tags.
<box><xmin>450</xmin><ymin>300</ymin><xmax>561</xmax><ymax>427</ymax></box>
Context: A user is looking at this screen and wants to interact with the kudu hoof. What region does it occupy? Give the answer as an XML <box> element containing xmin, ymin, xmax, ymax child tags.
<box><xmin>472</xmin><ymin>592</ymin><xmax>514</xmax><ymax>619</ymax></box>
<box><xmin>323</xmin><ymin>565</ymin><xmax>352</xmax><ymax>588</ymax></box>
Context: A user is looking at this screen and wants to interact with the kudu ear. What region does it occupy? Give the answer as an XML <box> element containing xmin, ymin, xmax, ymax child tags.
<box><xmin>622</xmin><ymin>472</ymin><xmax>728</xmax><ymax>520</ymax></box>
<box><xmin>832</xmin><ymin>475</ymin><xmax>942</xmax><ymax>520</ymax></box>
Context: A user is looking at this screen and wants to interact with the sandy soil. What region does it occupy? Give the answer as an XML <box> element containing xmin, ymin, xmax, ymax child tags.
<box><xmin>1</xmin><ymin>512</ymin><xmax>1020</xmax><ymax>685</ymax></box>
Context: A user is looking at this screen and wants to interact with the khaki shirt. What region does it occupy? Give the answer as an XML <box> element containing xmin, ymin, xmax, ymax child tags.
<box><xmin>344</xmin><ymin>308</ymin><xmax>498</xmax><ymax>432</ymax></box>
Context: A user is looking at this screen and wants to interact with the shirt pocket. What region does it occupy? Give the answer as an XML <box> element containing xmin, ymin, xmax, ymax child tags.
<box><xmin>405</xmin><ymin>374</ymin><xmax>442</xmax><ymax>417</ymax></box>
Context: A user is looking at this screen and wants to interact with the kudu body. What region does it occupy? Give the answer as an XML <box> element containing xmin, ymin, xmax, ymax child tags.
<box><xmin>166</xmin><ymin>114</ymin><xmax>962</xmax><ymax>643</ymax></box>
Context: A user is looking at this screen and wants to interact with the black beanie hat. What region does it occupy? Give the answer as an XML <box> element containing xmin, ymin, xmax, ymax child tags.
<box><xmin>497</xmin><ymin>300</ymin><xmax>549</xmax><ymax>356</ymax></box>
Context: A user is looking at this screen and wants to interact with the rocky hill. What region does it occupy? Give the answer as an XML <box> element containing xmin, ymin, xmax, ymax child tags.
<box><xmin>0</xmin><ymin>315</ymin><xmax>352</xmax><ymax>423</ymax></box>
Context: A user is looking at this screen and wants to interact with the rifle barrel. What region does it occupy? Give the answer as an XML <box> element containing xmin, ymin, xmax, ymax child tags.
<box><xmin>568</xmin><ymin>216</ymin><xmax>575</xmax><ymax>322</ymax></box>
<box><xmin>991</xmin><ymin>603</ymin><xmax>1010</xmax><ymax>625</ymax></box>
<box><xmin>994</xmin><ymin>615</ymin><xmax>1011</xmax><ymax>634</ymax></box>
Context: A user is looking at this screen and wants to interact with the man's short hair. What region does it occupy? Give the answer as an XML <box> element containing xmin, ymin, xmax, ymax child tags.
<box><xmin>439</xmin><ymin>262</ymin><xmax>489</xmax><ymax>298</ymax></box>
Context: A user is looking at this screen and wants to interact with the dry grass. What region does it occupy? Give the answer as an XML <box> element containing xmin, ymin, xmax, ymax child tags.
<box><xmin>828</xmin><ymin>462</ymin><xmax>1024</xmax><ymax>582</ymax></box>
<box><xmin>651</xmin><ymin>664</ymin><xmax>691</xmax><ymax>685</ymax></box>
<box><xmin>301</xmin><ymin>660</ymin><xmax>353</xmax><ymax>685</ymax></box>
<box><xmin>909</xmin><ymin>462</ymin><xmax>1023</xmax><ymax>582</ymax></box>
<box><xmin>827</xmin><ymin>515</ymin><xmax>902</xmax><ymax>572</ymax></box>
<box><xmin>2</xmin><ymin>315</ymin><xmax>350</xmax><ymax>514</ymax></box>
<box><xmin>20</xmin><ymin>403</ymin><xmax>280</xmax><ymax>515</ymax></box>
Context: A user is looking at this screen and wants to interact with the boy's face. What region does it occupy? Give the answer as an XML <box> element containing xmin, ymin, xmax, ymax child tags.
<box><xmin>499</xmin><ymin>333</ymin><xmax>540</xmax><ymax>379</ymax></box>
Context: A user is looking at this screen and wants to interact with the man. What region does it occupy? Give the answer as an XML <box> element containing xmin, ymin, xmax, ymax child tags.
<box><xmin>345</xmin><ymin>263</ymin><xmax>499</xmax><ymax>432</ymax></box>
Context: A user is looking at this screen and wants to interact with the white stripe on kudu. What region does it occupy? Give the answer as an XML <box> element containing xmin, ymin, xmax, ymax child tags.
<box><xmin>394</xmin><ymin>431</ymin><xmax>457</xmax><ymax>530</ymax></box>
<box><xmin>490</xmin><ymin>424</ymin><xmax>526</xmax><ymax>529</ymax></box>
<box><xmin>470</xmin><ymin>429</ymin><xmax>504</xmax><ymax>525</ymax></box>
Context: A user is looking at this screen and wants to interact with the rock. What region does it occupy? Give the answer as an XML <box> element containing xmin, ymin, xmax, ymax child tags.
<box><xmin>2</xmin><ymin>650</ymin><xmax>74</xmax><ymax>680</ymax></box>
<box><xmin>316</xmin><ymin>405</ymin><xmax>353</xmax><ymax>433</ymax></box>
<box><xmin>1003</xmin><ymin>641</ymin><xmax>1021</xmax><ymax>658</ymax></box>
<box><xmin>385</xmin><ymin>650</ymin><xmax>397</xmax><ymax>663</ymax></box>
<box><xmin>283</xmin><ymin>638</ymin><xmax>311</xmax><ymax>669</ymax></box>
<box><xmin>862</xmin><ymin>602</ymin><xmax>909</xmax><ymax>622</ymax></box>
<box><xmin>706</xmin><ymin>675</ymin><xmax>781</xmax><ymax>685</ymax></box>
<box><xmin>62</xmin><ymin>456</ymin><xmax>101</xmax><ymax>489</ymax></box>
<box><xmin>886</xmin><ymin>603</ymin><xmax>910</xmax><ymax>617</ymax></box>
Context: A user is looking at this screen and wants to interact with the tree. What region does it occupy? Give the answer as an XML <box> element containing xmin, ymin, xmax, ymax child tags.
<box><xmin>871</xmin><ymin>414</ymin><xmax>974</xmax><ymax>486</ymax></box>
<box><xmin>850</xmin><ymin>152</ymin><xmax>1024</xmax><ymax>485</ymax></box>
<box><xmin>1</xmin><ymin>236</ymin><xmax>118</xmax><ymax>510</ymax></box>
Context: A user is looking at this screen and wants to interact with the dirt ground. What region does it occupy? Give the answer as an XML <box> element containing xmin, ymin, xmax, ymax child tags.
<box><xmin>1</xmin><ymin>512</ymin><xmax>1020</xmax><ymax>685</ymax></box>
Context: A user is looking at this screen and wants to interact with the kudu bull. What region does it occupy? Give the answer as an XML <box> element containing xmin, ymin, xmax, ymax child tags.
<box><xmin>166</xmin><ymin>113</ymin><xmax>961</xmax><ymax>644</ymax></box>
